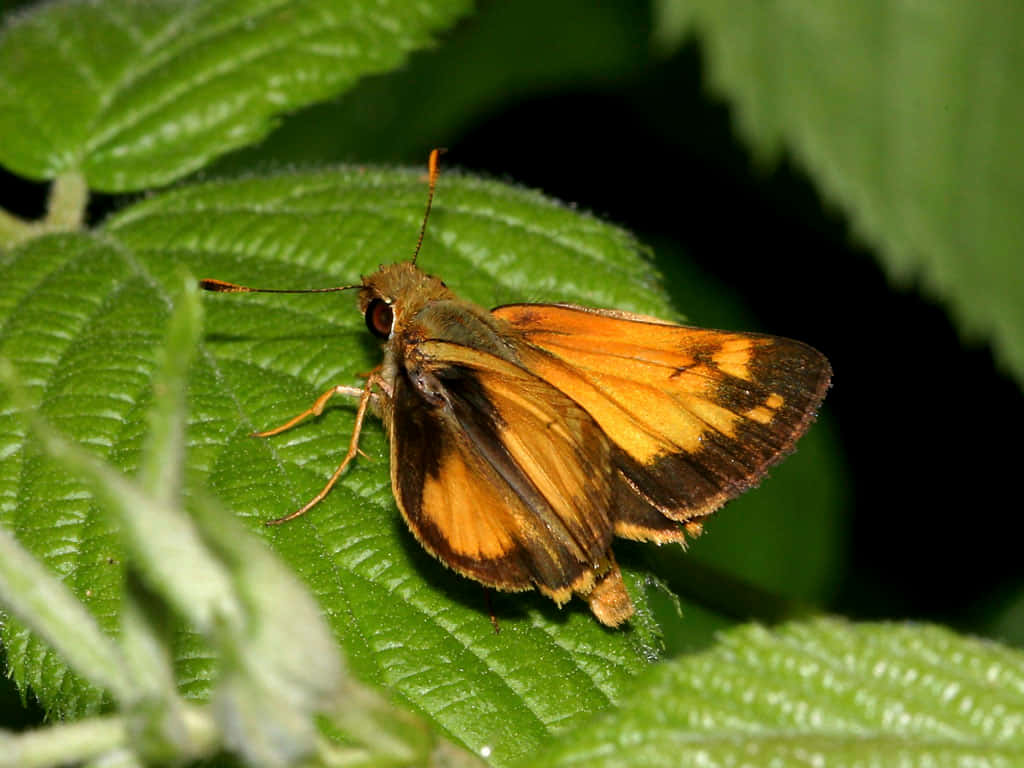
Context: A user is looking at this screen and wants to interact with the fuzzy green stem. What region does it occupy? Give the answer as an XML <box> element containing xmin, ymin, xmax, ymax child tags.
<box><xmin>0</xmin><ymin>717</ymin><xmax>126</xmax><ymax>768</ymax></box>
<box><xmin>0</xmin><ymin>171</ymin><xmax>88</xmax><ymax>247</ymax></box>
<box><xmin>0</xmin><ymin>705</ymin><xmax>219</xmax><ymax>768</ymax></box>
<box><xmin>0</xmin><ymin>207</ymin><xmax>34</xmax><ymax>244</ymax></box>
<box><xmin>45</xmin><ymin>171</ymin><xmax>88</xmax><ymax>231</ymax></box>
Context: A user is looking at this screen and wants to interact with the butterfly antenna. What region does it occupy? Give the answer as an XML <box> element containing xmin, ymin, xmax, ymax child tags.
<box><xmin>411</xmin><ymin>148</ymin><xmax>444</xmax><ymax>265</ymax></box>
<box><xmin>202</xmin><ymin>149</ymin><xmax>445</xmax><ymax>290</ymax></box>
<box><xmin>199</xmin><ymin>279</ymin><xmax>359</xmax><ymax>294</ymax></box>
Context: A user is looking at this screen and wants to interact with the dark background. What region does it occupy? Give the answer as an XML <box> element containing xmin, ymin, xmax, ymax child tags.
<box><xmin>3</xmin><ymin>0</ymin><xmax>1022</xmax><ymax>725</ymax></box>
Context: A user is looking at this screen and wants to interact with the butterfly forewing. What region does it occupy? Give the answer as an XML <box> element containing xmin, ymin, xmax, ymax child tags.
<box><xmin>493</xmin><ymin>303</ymin><xmax>833</xmax><ymax>529</ymax></box>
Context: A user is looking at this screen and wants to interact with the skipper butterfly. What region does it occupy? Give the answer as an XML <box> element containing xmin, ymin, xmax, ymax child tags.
<box><xmin>201</xmin><ymin>151</ymin><xmax>831</xmax><ymax>626</ymax></box>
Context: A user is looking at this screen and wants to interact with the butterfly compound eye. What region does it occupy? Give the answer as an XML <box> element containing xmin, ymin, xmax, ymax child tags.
<box><xmin>365</xmin><ymin>298</ymin><xmax>394</xmax><ymax>339</ymax></box>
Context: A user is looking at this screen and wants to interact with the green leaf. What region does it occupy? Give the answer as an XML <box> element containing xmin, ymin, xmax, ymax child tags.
<box><xmin>0</xmin><ymin>166</ymin><xmax>746</xmax><ymax>763</ymax></box>
<box><xmin>0</xmin><ymin>520</ymin><xmax>133</xmax><ymax>705</ymax></box>
<box><xmin>529</xmin><ymin>618</ymin><xmax>1024</xmax><ymax>767</ymax></box>
<box><xmin>0</xmin><ymin>0</ymin><xmax>470</xmax><ymax>191</ymax></box>
<box><xmin>1</xmin><ymin>275</ymin><xmax>463</xmax><ymax>766</ymax></box>
<box><xmin>216</xmin><ymin>0</ymin><xmax>653</xmax><ymax>169</ymax></box>
<box><xmin>655</xmin><ymin>1</ymin><xmax>1024</xmax><ymax>386</ymax></box>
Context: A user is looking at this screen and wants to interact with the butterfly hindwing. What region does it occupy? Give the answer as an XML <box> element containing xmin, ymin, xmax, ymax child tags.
<box><xmin>388</xmin><ymin>339</ymin><xmax>621</xmax><ymax>605</ymax></box>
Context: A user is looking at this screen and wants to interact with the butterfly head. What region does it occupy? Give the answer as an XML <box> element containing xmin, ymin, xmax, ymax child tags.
<box><xmin>359</xmin><ymin>262</ymin><xmax>454</xmax><ymax>340</ymax></box>
<box><xmin>201</xmin><ymin>149</ymin><xmax>453</xmax><ymax>344</ymax></box>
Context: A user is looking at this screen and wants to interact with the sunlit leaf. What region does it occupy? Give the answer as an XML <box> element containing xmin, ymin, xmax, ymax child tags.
<box><xmin>0</xmin><ymin>0</ymin><xmax>470</xmax><ymax>190</ymax></box>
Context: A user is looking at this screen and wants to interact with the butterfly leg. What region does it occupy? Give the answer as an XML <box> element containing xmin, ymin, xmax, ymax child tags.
<box><xmin>483</xmin><ymin>588</ymin><xmax>501</xmax><ymax>634</ymax></box>
<box><xmin>265</xmin><ymin>374</ymin><xmax>383</xmax><ymax>525</ymax></box>
<box><xmin>251</xmin><ymin>384</ymin><xmax>366</xmax><ymax>438</ymax></box>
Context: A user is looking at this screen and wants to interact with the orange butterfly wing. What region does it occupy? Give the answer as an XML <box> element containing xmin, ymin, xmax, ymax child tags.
<box><xmin>492</xmin><ymin>303</ymin><xmax>833</xmax><ymax>539</ymax></box>
<box><xmin>387</xmin><ymin>339</ymin><xmax>625</xmax><ymax>610</ymax></box>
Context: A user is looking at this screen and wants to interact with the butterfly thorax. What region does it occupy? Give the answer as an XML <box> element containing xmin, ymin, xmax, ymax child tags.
<box><xmin>359</xmin><ymin>262</ymin><xmax>454</xmax><ymax>316</ymax></box>
<box><xmin>364</xmin><ymin>263</ymin><xmax>518</xmax><ymax>352</ymax></box>
<box><xmin>361</xmin><ymin>262</ymin><xmax>521</xmax><ymax>391</ymax></box>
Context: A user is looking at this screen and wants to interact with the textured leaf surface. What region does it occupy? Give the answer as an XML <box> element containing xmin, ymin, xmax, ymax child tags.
<box><xmin>657</xmin><ymin>0</ymin><xmax>1024</xmax><ymax>385</ymax></box>
<box><xmin>530</xmin><ymin>618</ymin><xmax>1024</xmax><ymax>768</ymax></box>
<box><xmin>0</xmin><ymin>0</ymin><xmax>469</xmax><ymax>191</ymax></box>
<box><xmin>0</xmin><ymin>166</ymin><xmax>727</xmax><ymax>764</ymax></box>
